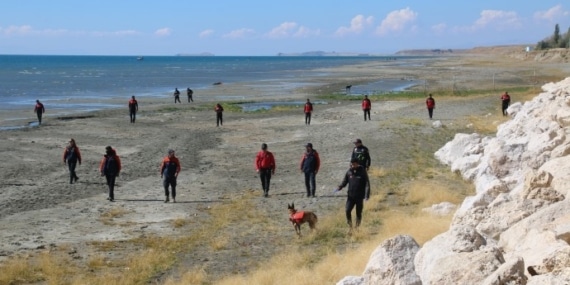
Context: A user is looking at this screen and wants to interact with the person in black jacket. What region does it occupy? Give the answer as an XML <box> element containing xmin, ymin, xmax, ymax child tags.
<box><xmin>351</xmin><ymin>138</ymin><xmax>371</xmax><ymax>171</ymax></box>
<box><xmin>335</xmin><ymin>157</ymin><xmax>370</xmax><ymax>234</ymax></box>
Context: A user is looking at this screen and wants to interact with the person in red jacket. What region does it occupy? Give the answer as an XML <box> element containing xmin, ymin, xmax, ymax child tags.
<box><xmin>128</xmin><ymin>96</ymin><xmax>139</xmax><ymax>123</ymax></box>
<box><xmin>426</xmin><ymin>94</ymin><xmax>436</xmax><ymax>119</ymax></box>
<box><xmin>99</xmin><ymin>146</ymin><xmax>122</xmax><ymax>202</ymax></box>
<box><xmin>304</xmin><ymin>98</ymin><xmax>313</xmax><ymax>125</ymax></box>
<box><xmin>299</xmin><ymin>143</ymin><xmax>320</xmax><ymax>197</ymax></box>
<box><xmin>501</xmin><ymin>91</ymin><xmax>510</xmax><ymax>116</ymax></box>
<box><xmin>34</xmin><ymin>100</ymin><xmax>45</xmax><ymax>125</ymax></box>
<box><xmin>63</xmin><ymin>138</ymin><xmax>82</xmax><ymax>184</ymax></box>
<box><xmin>254</xmin><ymin>143</ymin><xmax>276</xmax><ymax>197</ymax></box>
<box><xmin>160</xmin><ymin>149</ymin><xmax>181</xmax><ymax>203</ymax></box>
<box><xmin>362</xmin><ymin>95</ymin><xmax>371</xmax><ymax>121</ymax></box>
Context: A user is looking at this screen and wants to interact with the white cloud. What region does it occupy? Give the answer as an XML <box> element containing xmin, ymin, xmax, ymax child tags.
<box><xmin>431</xmin><ymin>23</ymin><xmax>447</xmax><ymax>35</ymax></box>
<box><xmin>0</xmin><ymin>25</ymin><xmax>70</xmax><ymax>36</ymax></box>
<box><xmin>375</xmin><ymin>7</ymin><xmax>418</xmax><ymax>35</ymax></box>
<box><xmin>534</xmin><ymin>5</ymin><xmax>570</xmax><ymax>22</ymax></box>
<box><xmin>0</xmin><ymin>25</ymin><xmax>140</xmax><ymax>37</ymax></box>
<box><xmin>473</xmin><ymin>10</ymin><xmax>521</xmax><ymax>30</ymax></box>
<box><xmin>265</xmin><ymin>22</ymin><xmax>319</xmax><ymax>38</ymax></box>
<box><xmin>154</xmin><ymin>28</ymin><xmax>171</xmax><ymax>36</ymax></box>
<box><xmin>452</xmin><ymin>10</ymin><xmax>522</xmax><ymax>33</ymax></box>
<box><xmin>199</xmin><ymin>29</ymin><xmax>214</xmax><ymax>38</ymax></box>
<box><xmin>293</xmin><ymin>26</ymin><xmax>320</xmax><ymax>38</ymax></box>
<box><xmin>223</xmin><ymin>28</ymin><xmax>255</xmax><ymax>39</ymax></box>
<box><xmin>335</xmin><ymin>15</ymin><xmax>374</xmax><ymax>37</ymax></box>
<box><xmin>267</xmin><ymin>22</ymin><xmax>298</xmax><ymax>38</ymax></box>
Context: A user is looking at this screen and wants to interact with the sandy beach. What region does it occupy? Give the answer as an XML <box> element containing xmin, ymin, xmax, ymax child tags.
<box><xmin>0</xmin><ymin>49</ymin><xmax>567</xmax><ymax>283</ymax></box>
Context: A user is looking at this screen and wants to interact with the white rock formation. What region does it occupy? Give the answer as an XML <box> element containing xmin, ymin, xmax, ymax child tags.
<box><xmin>338</xmin><ymin>77</ymin><xmax>570</xmax><ymax>284</ymax></box>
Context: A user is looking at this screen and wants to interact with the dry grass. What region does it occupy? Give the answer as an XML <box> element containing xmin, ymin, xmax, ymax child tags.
<box><xmin>99</xmin><ymin>207</ymin><xmax>130</xmax><ymax>226</ymax></box>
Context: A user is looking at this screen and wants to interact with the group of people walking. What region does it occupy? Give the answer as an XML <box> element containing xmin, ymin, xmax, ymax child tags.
<box><xmin>63</xmin><ymin>139</ymin><xmax>181</xmax><ymax>203</ymax></box>
<box><xmin>253</xmin><ymin>137</ymin><xmax>371</xmax><ymax>232</ymax></box>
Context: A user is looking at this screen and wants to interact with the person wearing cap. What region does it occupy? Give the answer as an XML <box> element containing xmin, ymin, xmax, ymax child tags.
<box><xmin>160</xmin><ymin>149</ymin><xmax>181</xmax><ymax>203</ymax></box>
<box><xmin>362</xmin><ymin>95</ymin><xmax>371</xmax><ymax>121</ymax></box>
<box><xmin>299</xmin><ymin>142</ymin><xmax>320</xmax><ymax>197</ymax></box>
<box><xmin>351</xmin><ymin>138</ymin><xmax>371</xmax><ymax>171</ymax></box>
<box><xmin>63</xmin><ymin>138</ymin><xmax>82</xmax><ymax>184</ymax></box>
<box><xmin>304</xmin><ymin>98</ymin><xmax>313</xmax><ymax>125</ymax></box>
<box><xmin>99</xmin><ymin>146</ymin><xmax>121</xmax><ymax>202</ymax></box>
<box><xmin>34</xmin><ymin>100</ymin><xmax>45</xmax><ymax>125</ymax></box>
<box><xmin>335</xmin><ymin>157</ymin><xmax>370</xmax><ymax>233</ymax></box>
<box><xmin>128</xmin><ymin>95</ymin><xmax>139</xmax><ymax>123</ymax></box>
<box><xmin>254</xmin><ymin>143</ymin><xmax>276</xmax><ymax>197</ymax></box>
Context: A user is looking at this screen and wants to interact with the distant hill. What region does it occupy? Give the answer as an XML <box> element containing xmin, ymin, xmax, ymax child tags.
<box><xmin>176</xmin><ymin>52</ymin><xmax>215</xmax><ymax>56</ymax></box>
<box><xmin>394</xmin><ymin>49</ymin><xmax>463</xmax><ymax>55</ymax></box>
<box><xmin>276</xmin><ymin>51</ymin><xmax>374</xmax><ymax>56</ymax></box>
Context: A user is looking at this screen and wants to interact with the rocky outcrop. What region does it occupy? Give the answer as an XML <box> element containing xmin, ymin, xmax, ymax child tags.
<box><xmin>338</xmin><ymin>77</ymin><xmax>570</xmax><ymax>284</ymax></box>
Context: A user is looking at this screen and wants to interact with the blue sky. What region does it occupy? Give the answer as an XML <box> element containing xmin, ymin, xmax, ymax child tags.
<box><xmin>1</xmin><ymin>1</ymin><xmax>569</xmax><ymax>56</ymax></box>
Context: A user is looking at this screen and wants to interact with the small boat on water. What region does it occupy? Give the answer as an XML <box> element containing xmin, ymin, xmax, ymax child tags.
<box><xmin>137</xmin><ymin>56</ymin><xmax>144</xmax><ymax>61</ymax></box>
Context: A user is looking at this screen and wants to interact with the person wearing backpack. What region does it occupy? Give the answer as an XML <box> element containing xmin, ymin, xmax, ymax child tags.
<box><xmin>160</xmin><ymin>149</ymin><xmax>181</xmax><ymax>203</ymax></box>
<box><xmin>63</xmin><ymin>138</ymin><xmax>82</xmax><ymax>184</ymax></box>
<box><xmin>299</xmin><ymin>143</ymin><xmax>321</xmax><ymax>197</ymax></box>
<box><xmin>99</xmin><ymin>146</ymin><xmax>122</xmax><ymax>202</ymax></box>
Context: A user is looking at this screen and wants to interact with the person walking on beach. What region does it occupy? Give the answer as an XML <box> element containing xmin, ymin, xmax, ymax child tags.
<box><xmin>362</xmin><ymin>95</ymin><xmax>371</xmax><ymax>121</ymax></box>
<box><xmin>187</xmin><ymin>88</ymin><xmax>194</xmax><ymax>102</ymax></box>
<box><xmin>501</xmin><ymin>91</ymin><xmax>511</xmax><ymax>116</ymax></box>
<box><xmin>63</xmin><ymin>138</ymin><xmax>82</xmax><ymax>184</ymax></box>
<box><xmin>34</xmin><ymin>100</ymin><xmax>45</xmax><ymax>125</ymax></box>
<box><xmin>426</xmin><ymin>94</ymin><xmax>436</xmax><ymax>119</ymax></box>
<box><xmin>99</xmin><ymin>146</ymin><xmax>121</xmax><ymax>202</ymax></box>
<box><xmin>215</xmin><ymin>103</ymin><xmax>224</xmax><ymax>126</ymax></box>
<box><xmin>352</xmin><ymin>138</ymin><xmax>371</xmax><ymax>171</ymax></box>
<box><xmin>334</xmin><ymin>157</ymin><xmax>370</xmax><ymax>234</ymax></box>
<box><xmin>128</xmin><ymin>95</ymin><xmax>139</xmax><ymax>123</ymax></box>
<box><xmin>255</xmin><ymin>143</ymin><xmax>276</xmax><ymax>197</ymax></box>
<box><xmin>299</xmin><ymin>143</ymin><xmax>320</xmax><ymax>197</ymax></box>
<box><xmin>174</xmin><ymin>88</ymin><xmax>181</xmax><ymax>104</ymax></box>
<box><xmin>160</xmin><ymin>149</ymin><xmax>181</xmax><ymax>203</ymax></box>
<box><xmin>304</xmin><ymin>98</ymin><xmax>313</xmax><ymax>125</ymax></box>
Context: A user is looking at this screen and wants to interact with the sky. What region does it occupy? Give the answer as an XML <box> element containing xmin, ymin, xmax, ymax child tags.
<box><xmin>1</xmin><ymin>1</ymin><xmax>569</xmax><ymax>56</ymax></box>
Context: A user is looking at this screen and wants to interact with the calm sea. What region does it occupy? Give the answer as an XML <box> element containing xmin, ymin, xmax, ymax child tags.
<box><xmin>0</xmin><ymin>55</ymin><xmax>425</xmax><ymax>120</ymax></box>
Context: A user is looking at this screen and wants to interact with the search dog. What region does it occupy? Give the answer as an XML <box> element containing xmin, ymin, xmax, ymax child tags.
<box><xmin>288</xmin><ymin>203</ymin><xmax>318</xmax><ymax>237</ymax></box>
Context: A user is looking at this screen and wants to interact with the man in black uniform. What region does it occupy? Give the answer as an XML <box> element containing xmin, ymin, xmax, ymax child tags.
<box><xmin>335</xmin><ymin>157</ymin><xmax>370</xmax><ymax>234</ymax></box>
<box><xmin>351</xmin><ymin>138</ymin><xmax>371</xmax><ymax>171</ymax></box>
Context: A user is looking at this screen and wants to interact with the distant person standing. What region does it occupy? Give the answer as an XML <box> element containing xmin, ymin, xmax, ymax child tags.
<box><xmin>501</xmin><ymin>91</ymin><xmax>511</xmax><ymax>116</ymax></box>
<box><xmin>160</xmin><ymin>149</ymin><xmax>181</xmax><ymax>203</ymax></box>
<box><xmin>174</xmin><ymin>88</ymin><xmax>181</xmax><ymax>104</ymax></box>
<box><xmin>304</xmin><ymin>99</ymin><xmax>313</xmax><ymax>125</ymax></box>
<box><xmin>34</xmin><ymin>100</ymin><xmax>45</xmax><ymax>125</ymax></box>
<box><xmin>426</xmin><ymin>94</ymin><xmax>436</xmax><ymax>119</ymax></box>
<box><xmin>299</xmin><ymin>143</ymin><xmax>320</xmax><ymax>197</ymax></box>
<box><xmin>362</xmin><ymin>95</ymin><xmax>371</xmax><ymax>121</ymax></box>
<box><xmin>187</xmin><ymin>88</ymin><xmax>194</xmax><ymax>102</ymax></box>
<box><xmin>215</xmin><ymin>103</ymin><xmax>224</xmax><ymax>126</ymax></box>
<box><xmin>255</xmin><ymin>143</ymin><xmax>276</xmax><ymax>197</ymax></box>
<box><xmin>99</xmin><ymin>146</ymin><xmax>121</xmax><ymax>202</ymax></box>
<box><xmin>128</xmin><ymin>95</ymin><xmax>139</xmax><ymax>123</ymax></box>
<box><xmin>63</xmin><ymin>138</ymin><xmax>82</xmax><ymax>184</ymax></box>
<box><xmin>351</xmin><ymin>138</ymin><xmax>371</xmax><ymax>171</ymax></box>
<box><xmin>334</xmin><ymin>157</ymin><xmax>370</xmax><ymax>233</ymax></box>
